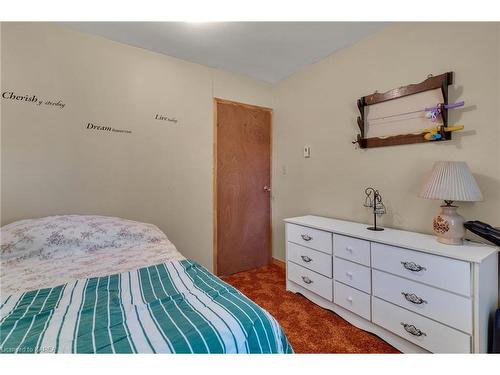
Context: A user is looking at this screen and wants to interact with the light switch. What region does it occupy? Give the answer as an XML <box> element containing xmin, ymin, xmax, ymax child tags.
<box><xmin>303</xmin><ymin>146</ymin><xmax>311</xmax><ymax>158</ymax></box>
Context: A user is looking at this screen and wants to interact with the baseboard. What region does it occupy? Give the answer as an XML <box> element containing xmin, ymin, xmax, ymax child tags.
<box><xmin>271</xmin><ymin>257</ymin><xmax>285</xmax><ymax>269</ymax></box>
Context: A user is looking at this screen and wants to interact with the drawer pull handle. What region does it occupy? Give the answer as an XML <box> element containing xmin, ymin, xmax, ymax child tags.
<box><xmin>401</xmin><ymin>261</ymin><xmax>427</xmax><ymax>272</ymax></box>
<box><xmin>301</xmin><ymin>234</ymin><xmax>312</xmax><ymax>241</ymax></box>
<box><xmin>346</xmin><ymin>271</ymin><xmax>353</xmax><ymax>278</ymax></box>
<box><xmin>301</xmin><ymin>255</ymin><xmax>313</xmax><ymax>263</ymax></box>
<box><xmin>346</xmin><ymin>246</ymin><xmax>353</xmax><ymax>252</ymax></box>
<box><xmin>301</xmin><ymin>276</ymin><xmax>313</xmax><ymax>284</ymax></box>
<box><xmin>401</xmin><ymin>322</ymin><xmax>427</xmax><ymax>337</ymax></box>
<box><xmin>347</xmin><ymin>296</ymin><xmax>353</xmax><ymax>303</ymax></box>
<box><xmin>401</xmin><ymin>292</ymin><xmax>428</xmax><ymax>305</ymax></box>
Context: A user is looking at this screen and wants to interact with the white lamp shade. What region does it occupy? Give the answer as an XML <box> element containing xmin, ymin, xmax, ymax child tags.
<box><xmin>420</xmin><ymin>161</ymin><xmax>483</xmax><ymax>202</ymax></box>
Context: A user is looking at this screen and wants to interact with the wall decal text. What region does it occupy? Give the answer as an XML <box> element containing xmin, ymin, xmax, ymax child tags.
<box><xmin>155</xmin><ymin>114</ymin><xmax>178</xmax><ymax>124</ymax></box>
<box><xmin>86</xmin><ymin>122</ymin><xmax>132</xmax><ymax>134</ymax></box>
<box><xmin>2</xmin><ymin>91</ymin><xmax>66</xmax><ymax>109</ymax></box>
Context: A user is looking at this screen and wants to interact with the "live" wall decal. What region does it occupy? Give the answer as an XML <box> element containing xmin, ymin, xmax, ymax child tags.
<box><xmin>154</xmin><ymin>114</ymin><xmax>178</xmax><ymax>124</ymax></box>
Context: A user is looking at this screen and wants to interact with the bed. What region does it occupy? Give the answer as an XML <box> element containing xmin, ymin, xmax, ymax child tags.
<box><xmin>0</xmin><ymin>215</ymin><xmax>292</xmax><ymax>354</ymax></box>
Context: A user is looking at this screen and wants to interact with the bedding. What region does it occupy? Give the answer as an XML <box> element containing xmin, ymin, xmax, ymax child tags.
<box><xmin>0</xmin><ymin>215</ymin><xmax>292</xmax><ymax>354</ymax></box>
<box><xmin>1</xmin><ymin>215</ymin><xmax>184</xmax><ymax>295</ymax></box>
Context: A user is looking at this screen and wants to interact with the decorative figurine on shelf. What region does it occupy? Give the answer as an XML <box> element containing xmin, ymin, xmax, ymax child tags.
<box><xmin>363</xmin><ymin>187</ymin><xmax>386</xmax><ymax>231</ymax></box>
<box><xmin>423</xmin><ymin>125</ymin><xmax>464</xmax><ymax>141</ymax></box>
<box><xmin>424</xmin><ymin>101</ymin><xmax>465</xmax><ymax>122</ymax></box>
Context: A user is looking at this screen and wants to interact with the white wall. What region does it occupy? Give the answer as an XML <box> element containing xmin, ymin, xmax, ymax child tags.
<box><xmin>271</xmin><ymin>22</ymin><xmax>500</xmax><ymax>261</ymax></box>
<box><xmin>0</xmin><ymin>22</ymin><xmax>273</xmax><ymax>271</ymax></box>
<box><xmin>2</xmin><ymin>22</ymin><xmax>499</xmax><ymax>270</ymax></box>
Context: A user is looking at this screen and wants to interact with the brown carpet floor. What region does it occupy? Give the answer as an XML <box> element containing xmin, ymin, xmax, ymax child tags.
<box><xmin>222</xmin><ymin>264</ymin><xmax>399</xmax><ymax>354</ymax></box>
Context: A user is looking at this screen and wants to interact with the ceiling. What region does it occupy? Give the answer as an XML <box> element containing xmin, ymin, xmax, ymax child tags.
<box><xmin>64</xmin><ymin>22</ymin><xmax>387</xmax><ymax>83</ymax></box>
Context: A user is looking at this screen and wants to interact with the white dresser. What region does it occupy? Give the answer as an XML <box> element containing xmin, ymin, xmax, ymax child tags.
<box><xmin>285</xmin><ymin>215</ymin><xmax>499</xmax><ymax>353</ymax></box>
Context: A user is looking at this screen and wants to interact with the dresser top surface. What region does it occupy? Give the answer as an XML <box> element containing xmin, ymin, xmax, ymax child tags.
<box><xmin>284</xmin><ymin>215</ymin><xmax>498</xmax><ymax>263</ymax></box>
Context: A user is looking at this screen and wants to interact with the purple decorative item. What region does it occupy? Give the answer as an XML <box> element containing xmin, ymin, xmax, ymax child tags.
<box><xmin>445</xmin><ymin>101</ymin><xmax>465</xmax><ymax>109</ymax></box>
<box><xmin>425</xmin><ymin>101</ymin><xmax>464</xmax><ymax>122</ymax></box>
<box><xmin>425</xmin><ymin>107</ymin><xmax>441</xmax><ymax>122</ymax></box>
<box><xmin>368</xmin><ymin>101</ymin><xmax>465</xmax><ymax>124</ymax></box>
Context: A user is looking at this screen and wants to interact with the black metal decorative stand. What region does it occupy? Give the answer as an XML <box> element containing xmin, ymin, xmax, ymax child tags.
<box><xmin>363</xmin><ymin>187</ymin><xmax>386</xmax><ymax>231</ymax></box>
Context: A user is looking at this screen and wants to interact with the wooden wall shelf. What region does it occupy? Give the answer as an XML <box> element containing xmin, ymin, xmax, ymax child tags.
<box><xmin>355</xmin><ymin>72</ymin><xmax>454</xmax><ymax>149</ymax></box>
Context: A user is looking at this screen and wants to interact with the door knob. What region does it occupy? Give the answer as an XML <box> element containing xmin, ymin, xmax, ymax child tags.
<box><xmin>263</xmin><ymin>186</ymin><xmax>271</xmax><ymax>192</ymax></box>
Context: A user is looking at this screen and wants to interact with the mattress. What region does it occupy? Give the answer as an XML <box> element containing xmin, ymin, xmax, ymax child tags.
<box><xmin>0</xmin><ymin>215</ymin><xmax>292</xmax><ymax>353</ymax></box>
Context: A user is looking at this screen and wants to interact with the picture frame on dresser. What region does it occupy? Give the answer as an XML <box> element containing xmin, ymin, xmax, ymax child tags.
<box><xmin>284</xmin><ymin>215</ymin><xmax>499</xmax><ymax>353</ymax></box>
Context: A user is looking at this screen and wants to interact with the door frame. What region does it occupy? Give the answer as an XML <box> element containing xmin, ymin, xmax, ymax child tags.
<box><xmin>212</xmin><ymin>97</ymin><xmax>273</xmax><ymax>276</ymax></box>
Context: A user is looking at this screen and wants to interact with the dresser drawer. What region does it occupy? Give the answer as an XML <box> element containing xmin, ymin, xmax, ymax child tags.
<box><xmin>372</xmin><ymin>297</ymin><xmax>470</xmax><ymax>353</ymax></box>
<box><xmin>334</xmin><ymin>282</ymin><xmax>371</xmax><ymax>320</ymax></box>
<box><xmin>287</xmin><ymin>261</ymin><xmax>333</xmax><ymax>301</ymax></box>
<box><xmin>372</xmin><ymin>270</ymin><xmax>472</xmax><ymax>333</ymax></box>
<box><xmin>371</xmin><ymin>242</ymin><xmax>471</xmax><ymax>296</ymax></box>
<box><xmin>287</xmin><ymin>224</ymin><xmax>332</xmax><ymax>254</ymax></box>
<box><xmin>334</xmin><ymin>257</ymin><xmax>371</xmax><ymax>293</ymax></box>
<box><xmin>333</xmin><ymin>234</ymin><xmax>370</xmax><ymax>266</ymax></box>
<box><xmin>288</xmin><ymin>242</ymin><xmax>332</xmax><ymax>278</ymax></box>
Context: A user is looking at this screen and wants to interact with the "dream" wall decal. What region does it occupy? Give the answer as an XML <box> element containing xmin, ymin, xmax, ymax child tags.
<box><xmin>86</xmin><ymin>122</ymin><xmax>132</xmax><ymax>134</ymax></box>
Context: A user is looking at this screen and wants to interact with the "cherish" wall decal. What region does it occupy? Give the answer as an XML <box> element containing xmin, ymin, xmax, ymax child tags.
<box><xmin>2</xmin><ymin>90</ymin><xmax>66</xmax><ymax>109</ymax></box>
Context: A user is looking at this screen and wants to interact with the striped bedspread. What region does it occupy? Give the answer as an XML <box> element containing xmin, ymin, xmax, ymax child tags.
<box><xmin>0</xmin><ymin>260</ymin><xmax>292</xmax><ymax>354</ymax></box>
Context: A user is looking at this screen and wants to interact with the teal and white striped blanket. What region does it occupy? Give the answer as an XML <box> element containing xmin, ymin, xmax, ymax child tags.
<box><xmin>0</xmin><ymin>260</ymin><xmax>292</xmax><ymax>353</ymax></box>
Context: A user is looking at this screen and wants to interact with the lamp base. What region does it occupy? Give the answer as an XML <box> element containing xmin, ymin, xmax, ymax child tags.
<box><xmin>432</xmin><ymin>204</ymin><xmax>465</xmax><ymax>246</ymax></box>
<box><xmin>367</xmin><ymin>226</ymin><xmax>384</xmax><ymax>231</ymax></box>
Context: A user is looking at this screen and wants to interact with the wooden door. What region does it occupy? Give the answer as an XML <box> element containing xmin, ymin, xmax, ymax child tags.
<box><xmin>214</xmin><ymin>98</ymin><xmax>272</xmax><ymax>276</ymax></box>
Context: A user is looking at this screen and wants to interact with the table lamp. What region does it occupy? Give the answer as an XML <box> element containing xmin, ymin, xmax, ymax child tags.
<box><xmin>419</xmin><ymin>161</ymin><xmax>483</xmax><ymax>245</ymax></box>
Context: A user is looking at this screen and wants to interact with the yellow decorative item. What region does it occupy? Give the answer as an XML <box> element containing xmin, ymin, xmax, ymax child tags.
<box><xmin>423</xmin><ymin>125</ymin><xmax>464</xmax><ymax>141</ymax></box>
